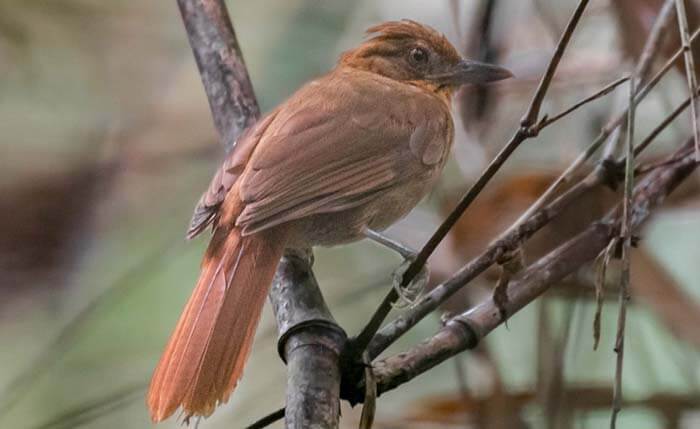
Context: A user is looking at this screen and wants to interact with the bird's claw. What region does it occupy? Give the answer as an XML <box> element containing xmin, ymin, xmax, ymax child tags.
<box><xmin>391</xmin><ymin>256</ymin><xmax>430</xmax><ymax>309</ymax></box>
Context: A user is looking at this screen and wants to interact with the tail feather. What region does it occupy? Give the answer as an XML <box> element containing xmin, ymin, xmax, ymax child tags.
<box><xmin>147</xmin><ymin>224</ymin><xmax>286</xmax><ymax>422</ymax></box>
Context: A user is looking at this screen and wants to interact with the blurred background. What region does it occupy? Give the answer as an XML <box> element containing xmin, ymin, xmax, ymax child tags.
<box><xmin>1</xmin><ymin>0</ymin><xmax>700</xmax><ymax>428</ymax></box>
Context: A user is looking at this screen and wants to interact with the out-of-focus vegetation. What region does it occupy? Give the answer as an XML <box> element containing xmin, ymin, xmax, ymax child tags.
<box><xmin>1</xmin><ymin>0</ymin><xmax>699</xmax><ymax>428</ymax></box>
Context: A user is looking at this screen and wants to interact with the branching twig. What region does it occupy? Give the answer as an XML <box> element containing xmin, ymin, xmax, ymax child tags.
<box><xmin>359</xmin><ymin>141</ymin><xmax>698</xmax><ymax>402</ymax></box>
<box><xmin>508</xmin><ymin>6</ymin><xmax>697</xmax><ymax>234</ymax></box>
<box><xmin>349</xmin><ymin>0</ymin><xmax>591</xmax><ymax>359</ymax></box>
<box><xmin>366</xmin><ymin>65</ymin><xmax>699</xmax><ymax>360</ymax></box>
<box><xmin>537</xmin><ymin>76</ymin><xmax>630</xmax><ymax>129</ymax></box>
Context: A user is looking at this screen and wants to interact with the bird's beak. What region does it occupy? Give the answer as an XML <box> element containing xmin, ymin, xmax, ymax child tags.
<box><xmin>443</xmin><ymin>59</ymin><xmax>513</xmax><ymax>86</ymax></box>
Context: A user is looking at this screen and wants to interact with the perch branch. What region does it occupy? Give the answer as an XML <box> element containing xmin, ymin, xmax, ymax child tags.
<box><xmin>360</xmin><ymin>141</ymin><xmax>698</xmax><ymax>401</ymax></box>
<box><xmin>177</xmin><ymin>0</ymin><xmax>259</xmax><ymax>152</ymax></box>
<box><xmin>178</xmin><ymin>1</ymin><xmax>345</xmax><ymax>428</ymax></box>
<box><xmin>350</xmin><ymin>0</ymin><xmax>591</xmax><ymax>359</ymax></box>
<box><xmin>367</xmin><ymin>77</ymin><xmax>698</xmax><ymax>359</ymax></box>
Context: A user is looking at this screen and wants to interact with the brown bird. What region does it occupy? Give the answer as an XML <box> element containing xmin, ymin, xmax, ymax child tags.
<box><xmin>147</xmin><ymin>20</ymin><xmax>512</xmax><ymax>422</ymax></box>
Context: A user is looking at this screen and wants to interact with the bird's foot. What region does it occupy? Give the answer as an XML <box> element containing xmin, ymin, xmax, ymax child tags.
<box><xmin>362</xmin><ymin>228</ymin><xmax>430</xmax><ymax>308</ymax></box>
<box><xmin>391</xmin><ymin>255</ymin><xmax>430</xmax><ymax>309</ymax></box>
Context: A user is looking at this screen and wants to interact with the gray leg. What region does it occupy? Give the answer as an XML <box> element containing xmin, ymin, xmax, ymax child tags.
<box><xmin>363</xmin><ymin>228</ymin><xmax>417</xmax><ymax>259</ymax></box>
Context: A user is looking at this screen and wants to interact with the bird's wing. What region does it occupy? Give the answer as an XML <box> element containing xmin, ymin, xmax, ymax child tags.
<box><xmin>235</xmin><ymin>72</ymin><xmax>450</xmax><ymax>235</ymax></box>
<box><xmin>187</xmin><ymin>112</ymin><xmax>279</xmax><ymax>239</ymax></box>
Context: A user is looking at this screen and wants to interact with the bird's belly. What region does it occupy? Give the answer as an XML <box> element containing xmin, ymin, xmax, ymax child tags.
<box><xmin>286</xmin><ymin>172</ymin><xmax>437</xmax><ymax>248</ymax></box>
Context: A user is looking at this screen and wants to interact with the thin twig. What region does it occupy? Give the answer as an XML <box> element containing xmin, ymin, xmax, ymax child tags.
<box><xmin>635</xmin><ymin>0</ymin><xmax>677</xmax><ymax>81</ymax></box>
<box><xmin>365</xmin><ymin>67</ymin><xmax>696</xmax><ymax>358</ymax></box>
<box><xmin>600</xmin><ymin>94</ymin><xmax>626</xmax><ymax>161</ymax></box>
<box><xmin>246</xmin><ymin>407</ymin><xmax>285</xmax><ymax>429</ymax></box>
<box><xmin>635</xmin><ymin>86</ymin><xmax>700</xmax><ymax>156</ymax></box>
<box><xmin>363</xmin><ymin>141</ymin><xmax>698</xmax><ymax>402</ymax></box>
<box><xmin>610</xmin><ymin>71</ymin><xmax>637</xmax><ymax>429</ymax></box>
<box><xmin>521</xmin><ymin>0</ymin><xmax>590</xmax><ymax>128</ymax></box>
<box><xmin>674</xmin><ymin>0</ymin><xmax>700</xmax><ymax>161</ymax></box>
<box><xmin>602</xmin><ymin>0</ymin><xmax>675</xmax><ymax>161</ymax></box>
<box><xmin>537</xmin><ymin>75</ymin><xmax>630</xmax><ymax>129</ymax></box>
<box><xmin>636</xmin><ymin>145</ymin><xmax>696</xmax><ymax>175</ymax></box>
<box><xmin>507</xmin><ymin>15</ymin><xmax>700</xmax><ymax>234</ymax></box>
<box><xmin>348</xmin><ymin>0</ymin><xmax>591</xmax><ymax>359</ymax></box>
<box><xmin>359</xmin><ymin>351</ymin><xmax>377</xmax><ymax>429</ymax></box>
<box><xmin>593</xmin><ymin>238</ymin><xmax>617</xmax><ymax>351</ymax></box>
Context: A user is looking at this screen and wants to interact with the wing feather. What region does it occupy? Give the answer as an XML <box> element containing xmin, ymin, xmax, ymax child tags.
<box><xmin>189</xmin><ymin>70</ymin><xmax>452</xmax><ymax>238</ymax></box>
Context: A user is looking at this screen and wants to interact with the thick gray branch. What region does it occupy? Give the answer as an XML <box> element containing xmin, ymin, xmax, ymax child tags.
<box><xmin>177</xmin><ymin>1</ymin><xmax>344</xmax><ymax>428</ymax></box>
<box><xmin>177</xmin><ymin>0</ymin><xmax>260</xmax><ymax>151</ymax></box>
<box><xmin>270</xmin><ymin>252</ymin><xmax>346</xmax><ymax>429</ymax></box>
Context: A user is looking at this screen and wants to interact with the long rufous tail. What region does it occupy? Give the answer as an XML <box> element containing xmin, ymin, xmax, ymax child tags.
<box><xmin>147</xmin><ymin>216</ymin><xmax>286</xmax><ymax>422</ymax></box>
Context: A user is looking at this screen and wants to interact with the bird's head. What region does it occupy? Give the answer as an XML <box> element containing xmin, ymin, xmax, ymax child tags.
<box><xmin>340</xmin><ymin>20</ymin><xmax>512</xmax><ymax>93</ymax></box>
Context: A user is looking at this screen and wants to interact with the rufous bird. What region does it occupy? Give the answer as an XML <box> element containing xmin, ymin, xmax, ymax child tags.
<box><xmin>147</xmin><ymin>20</ymin><xmax>512</xmax><ymax>421</ymax></box>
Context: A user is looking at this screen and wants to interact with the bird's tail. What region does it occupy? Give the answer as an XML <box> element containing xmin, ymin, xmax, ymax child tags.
<box><xmin>147</xmin><ymin>217</ymin><xmax>286</xmax><ymax>422</ymax></box>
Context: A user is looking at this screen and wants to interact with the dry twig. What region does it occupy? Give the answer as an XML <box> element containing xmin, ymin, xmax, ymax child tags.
<box><xmin>350</xmin><ymin>0</ymin><xmax>592</xmax><ymax>360</ymax></box>
<box><xmin>366</xmin><ymin>27</ymin><xmax>700</xmax><ymax>359</ymax></box>
<box><xmin>593</xmin><ymin>238</ymin><xmax>618</xmax><ymax>351</ymax></box>
<box><xmin>362</xmin><ymin>141</ymin><xmax>698</xmax><ymax>402</ymax></box>
<box><xmin>609</xmin><ymin>75</ymin><xmax>637</xmax><ymax>429</ymax></box>
<box><xmin>508</xmin><ymin>5</ymin><xmax>696</xmax><ymax>233</ymax></box>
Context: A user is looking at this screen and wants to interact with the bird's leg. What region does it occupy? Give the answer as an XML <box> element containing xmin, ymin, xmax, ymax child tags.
<box><xmin>363</xmin><ymin>229</ymin><xmax>430</xmax><ymax>308</ymax></box>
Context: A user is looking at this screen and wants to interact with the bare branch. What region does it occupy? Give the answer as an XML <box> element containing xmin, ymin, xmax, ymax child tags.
<box><xmin>177</xmin><ymin>0</ymin><xmax>259</xmax><ymax>151</ymax></box>
<box><xmin>365</xmin><ymin>68</ymin><xmax>698</xmax><ymax>359</ymax></box>
<box><xmin>635</xmin><ymin>87</ymin><xmax>700</xmax><ymax>156</ymax></box>
<box><xmin>520</xmin><ymin>0</ymin><xmax>590</xmax><ymax>127</ymax></box>
<box><xmin>269</xmin><ymin>251</ymin><xmax>346</xmax><ymax>429</ymax></box>
<box><xmin>363</xmin><ymin>141</ymin><xmax>698</xmax><ymax>400</ymax></box>
<box><xmin>537</xmin><ymin>75</ymin><xmax>630</xmax><ymax>130</ymax></box>
<box><xmin>349</xmin><ymin>0</ymin><xmax>591</xmax><ymax>359</ymax></box>
<box><xmin>601</xmin><ymin>0</ymin><xmax>674</xmax><ymax>164</ymax></box>
<box><xmin>177</xmin><ymin>2</ymin><xmax>344</xmax><ymax>428</ymax></box>
<box><xmin>508</xmin><ymin>4</ymin><xmax>696</xmax><ymax>233</ymax></box>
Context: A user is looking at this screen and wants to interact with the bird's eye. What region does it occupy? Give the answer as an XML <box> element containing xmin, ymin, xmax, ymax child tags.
<box><xmin>409</xmin><ymin>47</ymin><xmax>428</xmax><ymax>65</ymax></box>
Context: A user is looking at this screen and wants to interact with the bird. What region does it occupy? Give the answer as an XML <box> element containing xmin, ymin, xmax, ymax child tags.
<box><xmin>147</xmin><ymin>19</ymin><xmax>512</xmax><ymax>422</ymax></box>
